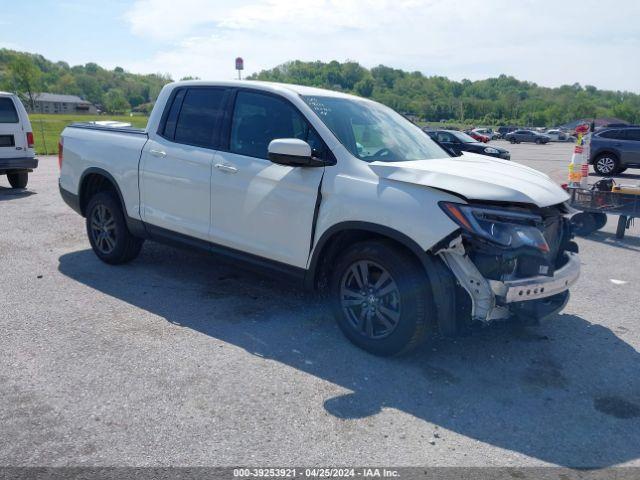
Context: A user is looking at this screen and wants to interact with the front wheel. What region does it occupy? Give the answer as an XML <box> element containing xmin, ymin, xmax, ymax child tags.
<box><xmin>86</xmin><ymin>191</ymin><xmax>143</xmax><ymax>264</ymax></box>
<box><xmin>7</xmin><ymin>172</ymin><xmax>28</xmax><ymax>188</ymax></box>
<box><xmin>330</xmin><ymin>240</ymin><xmax>433</xmax><ymax>356</ymax></box>
<box><xmin>509</xmin><ymin>138</ymin><xmax>516</xmax><ymax>144</ymax></box>
<box><xmin>535</xmin><ymin>138</ymin><xmax>542</xmax><ymax>144</ymax></box>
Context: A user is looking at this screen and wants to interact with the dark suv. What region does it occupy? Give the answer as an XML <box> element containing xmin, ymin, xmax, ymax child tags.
<box><xmin>590</xmin><ymin>127</ymin><xmax>640</xmax><ymax>175</ymax></box>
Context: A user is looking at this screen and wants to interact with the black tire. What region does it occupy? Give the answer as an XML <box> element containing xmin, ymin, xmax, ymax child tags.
<box><xmin>571</xmin><ymin>212</ymin><xmax>597</xmax><ymax>236</ymax></box>
<box><xmin>330</xmin><ymin>240</ymin><xmax>433</xmax><ymax>356</ymax></box>
<box><xmin>616</xmin><ymin>216</ymin><xmax>628</xmax><ymax>239</ymax></box>
<box><xmin>591</xmin><ymin>212</ymin><xmax>608</xmax><ymax>230</ymax></box>
<box><xmin>593</xmin><ymin>153</ymin><xmax>620</xmax><ymax>176</ymax></box>
<box><xmin>7</xmin><ymin>172</ymin><xmax>28</xmax><ymax>188</ymax></box>
<box><xmin>535</xmin><ymin>138</ymin><xmax>542</xmax><ymax>144</ymax></box>
<box><xmin>85</xmin><ymin>191</ymin><xmax>143</xmax><ymax>264</ymax></box>
<box><xmin>509</xmin><ymin>138</ymin><xmax>516</xmax><ymax>144</ymax></box>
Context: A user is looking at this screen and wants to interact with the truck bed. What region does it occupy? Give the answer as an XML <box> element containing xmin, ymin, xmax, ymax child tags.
<box><xmin>59</xmin><ymin>123</ymin><xmax>150</xmax><ymax>221</ymax></box>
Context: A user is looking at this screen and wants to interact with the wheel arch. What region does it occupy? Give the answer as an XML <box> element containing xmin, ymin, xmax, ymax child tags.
<box><xmin>591</xmin><ymin>149</ymin><xmax>619</xmax><ymax>165</ymax></box>
<box><xmin>305</xmin><ymin>222</ymin><xmax>457</xmax><ymax>336</ymax></box>
<box><xmin>78</xmin><ymin>168</ymin><xmax>147</xmax><ymax>238</ymax></box>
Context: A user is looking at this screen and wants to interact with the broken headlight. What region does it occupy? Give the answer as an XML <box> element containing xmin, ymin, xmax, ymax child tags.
<box><xmin>439</xmin><ymin>202</ymin><xmax>550</xmax><ymax>253</ymax></box>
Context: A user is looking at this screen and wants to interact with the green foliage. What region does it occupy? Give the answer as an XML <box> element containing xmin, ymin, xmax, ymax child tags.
<box><xmin>250</xmin><ymin>60</ymin><xmax>640</xmax><ymax>126</ymax></box>
<box><xmin>0</xmin><ymin>49</ymin><xmax>174</xmax><ymax>113</ymax></box>
<box><xmin>6</xmin><ymin>55</ymin><xmax>42</xmax><ymax>110</ymax></box>
<box><xmin>104</xmin><ymin>89</ymin><xmax>130</xmax><ymax>114</ymax></box>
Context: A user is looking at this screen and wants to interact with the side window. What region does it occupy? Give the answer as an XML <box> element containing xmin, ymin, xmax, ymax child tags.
<box><xmin>230</xmin><ymin>91</ymin><xmax>324</xmax><ymax>160</ymax></box>
<box><xmin>599</xmin><ymin>130</ymin><xmax>621</xmax><ymax>140</ymax></box>
<box><xmin>0</xmin><ymin>98</ymin><xmax>19</xmax><ymax>123</ymax></box>
<box><xmin>624</xmin><ymin>129</ymin><xmax>640</xmax><ymax>141</ymax></box>
<box><xmin>436</xmin><ymin>132</ymin><xmax>454</xmax><ymax>143</ymax></box>
<box><xmin>173</xmin><ymin>88</ymin><xmax>227</xmax><ymax>148</ymax></box>
<box><xmin>161</xmin><ymin>89</ymin><xmax>186</xmax><ymax>139</ymax></box>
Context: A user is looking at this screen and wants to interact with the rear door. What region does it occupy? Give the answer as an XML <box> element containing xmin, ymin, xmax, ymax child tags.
<box><xmin>621</xmin><ymin>128</ymin><xmax>640</xmax><ymax>164</ymax></box>
<box><xmin>209</xmin><ymin>89</ymin><xmax>326</xmax><ymax>268</ymax></box>
<box><xmin>140</xmin><ymin>87</ymin><xmax>230</xmax><ymax>241</ymax></box>
<box><xmin>0</xmin><ymin>96</ymin><xmax>26</xmax><ymax>159</ymax></box>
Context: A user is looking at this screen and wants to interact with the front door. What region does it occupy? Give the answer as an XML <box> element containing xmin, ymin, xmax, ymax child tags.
<box><xmin>209</xmin><ymin>90</ymin><xmax>326</xmax><ymax>268</ymax></box>
<box><xmin>140</xmin><ymin>87</ymin><xmax>229</xmax><ymax>241</ymax></box>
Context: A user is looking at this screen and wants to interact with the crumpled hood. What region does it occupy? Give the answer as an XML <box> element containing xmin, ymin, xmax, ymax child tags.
<box><xmin>369</xmin><ymin>151</ymin><xmax>569</xmax><ymax>208</ymax></box>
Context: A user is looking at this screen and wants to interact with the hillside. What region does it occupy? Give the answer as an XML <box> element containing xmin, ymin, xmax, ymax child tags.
<box><xmin>1</xmin><ymin>50</ymin><xmax>638</xmax><ymax>126</ymax></box>
<box><xmin>249</xmin><ymin>60</ymin><xmax>640</xmax><ymax>126</ymax></box>
<box><xmin>0</xmin><ymin>49</ymin><xmax>173</xmax><ymax>114</ymax></box>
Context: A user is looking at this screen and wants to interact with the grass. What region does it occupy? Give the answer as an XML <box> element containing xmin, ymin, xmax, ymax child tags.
<box><xmin>29</xmin><ymin>114</ymin><xmax>149</xmax><ymax>155</ymax></box>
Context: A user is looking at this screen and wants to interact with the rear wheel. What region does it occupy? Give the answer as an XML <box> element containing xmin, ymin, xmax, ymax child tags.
<box><xmin>593</xmin><ymin>153</ymin><xmax>620</xmax><ymax>176</ymax></box>
<box><xmin>7</xmin><ymin>172</ymin><xmax>28</xmax><ymax>188</ymax></box>
<box><xmin>86</xmin><ymin>191</ymin><xmax>143</xmax><ymax>264</ymax></box>
<box><xmin>330</xmin><ymin>240</ymin><xmax>433</xmax><ymax>356</ymax></box>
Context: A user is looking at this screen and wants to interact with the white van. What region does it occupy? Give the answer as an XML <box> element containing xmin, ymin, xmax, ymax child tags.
<box><xmin>0</xmin><ymin>92</ymin><xmax>37</xmax><ymax>188</ymax></box>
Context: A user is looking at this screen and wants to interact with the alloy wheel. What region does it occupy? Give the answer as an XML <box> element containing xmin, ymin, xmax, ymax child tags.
<box><xmin>90</xmin><ymin>204</ymin><xmax>117</xmax><ymax>254</ymax></box>
<box><xmin>340</xmin><ymin>260</ymin><xmax>401</xmax><ymax>339</ymax></box>
<box><xmin>596</xmin><ymin>157</ymin><xmax>616</xmax><ymax>174</ymax></box>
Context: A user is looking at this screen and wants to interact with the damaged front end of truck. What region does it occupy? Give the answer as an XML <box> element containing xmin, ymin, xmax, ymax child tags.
<box><xmin>434</xmin><ymin>201</ymin><xmax>581</xmax><ymax>327</ymax></box>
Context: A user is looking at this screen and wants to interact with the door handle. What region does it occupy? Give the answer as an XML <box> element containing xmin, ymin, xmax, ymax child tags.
<box><xmin>215</xmin><ymin>163</ymin><xmax>238</xmax><ymax>174</ymax></box>
<box><xmin>150</xmin><ymin>149</ymin><xmax>167</xmax><ymax>158</ymax></box>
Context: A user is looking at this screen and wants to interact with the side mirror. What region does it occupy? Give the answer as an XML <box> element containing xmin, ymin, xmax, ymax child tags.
<box><xmin>268</xmin><ymin>138</ymin><xmax>323</xmax><ymax>167</ymax></box>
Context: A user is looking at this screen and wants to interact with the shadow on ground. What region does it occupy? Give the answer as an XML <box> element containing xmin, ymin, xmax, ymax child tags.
<box><xmin>58</xmin><ymin>244</ymin><xmax>640</xmax><ymax>467</ymax></box>
<box><xmin>580</xmin><ymin>228</ymin><xmax>640</xmax><ymax>252</ymax></box>
<box><xmin>0</xmin><ymin>186</ymin><xmax>36</xmax><ymax>201</ymax></box>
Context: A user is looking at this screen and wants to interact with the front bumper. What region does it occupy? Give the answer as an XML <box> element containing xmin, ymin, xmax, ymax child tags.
<box><xmin>439</xmin><ymin>241</ymin><xmax>580</xmax><ymax>323</ymax></box>
<box><xmin>0</xmin><ymin>156</ymin><xmax>38</xmax><ymax>173</ymax></box>
<box><xmin>489</xmin><ymin>252</ymin><xmax>580</xmax><ymax>303</ymax></box>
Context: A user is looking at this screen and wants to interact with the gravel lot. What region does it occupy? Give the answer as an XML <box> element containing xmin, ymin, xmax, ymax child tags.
<box><xmin>1</xmin><ymin>143</ymin><xmax>639</xmax><ymax>468</ymax></box>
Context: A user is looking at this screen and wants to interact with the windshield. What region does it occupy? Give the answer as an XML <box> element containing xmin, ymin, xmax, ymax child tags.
<box><xmin>453</xmin><ymin>131</ymin><xmax>478</xmax><ymax>143</ymax></box>
<box><xmin>301</xmin><ymin>95</ymin><xmax>448</xmax><ymax>162</ymax></box>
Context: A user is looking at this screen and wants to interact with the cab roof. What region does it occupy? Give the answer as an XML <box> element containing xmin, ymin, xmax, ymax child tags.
<box><xmin>167</xmin><ymin>80</ymin><xmax>365</xmax><ymax>101</ymax></box>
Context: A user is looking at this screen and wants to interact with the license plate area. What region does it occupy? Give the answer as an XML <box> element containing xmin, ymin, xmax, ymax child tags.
<box><xmin>0</xmin><ymin>135</ymin><xmax>15</xmax><ymax>147</ymax></box>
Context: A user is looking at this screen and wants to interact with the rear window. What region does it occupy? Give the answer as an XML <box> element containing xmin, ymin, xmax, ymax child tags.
<box><xmin>0</xmin><ymin>97</ymin><xmax>19</xmax><ymax>123</ymax></box>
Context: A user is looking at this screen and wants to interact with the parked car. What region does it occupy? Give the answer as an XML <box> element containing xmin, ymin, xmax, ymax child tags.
<box><xmin>0</xmin><ymin>92</ymin><xmax>37</xmax><ymax>188</ymax></box>
<box><xmin>545</xmin><ymin>129</ymin><xmax>575</xmax><ymax>142</ymax></box>
<box><xmin>589</xmin><ymin>127</ymin><xmax>640</xmax><ymax>175</ymax></box>
<box><xmin>58</xmin><ymin>80</ymin><xmax>579</xmax><ymax>356</ymax></box>
<box><xmin>497</xmin><ymin>126</ymin><xmax>518</xmax><ymax>138</ymax></box>
<box><xmin>425</xmin><ymin>129</ymin><xmax>510</xmax><ymax>160</ymax></box>
<box><xmin>472</xmin><ymin>128</ymin><xmax>499</xmax><ymax>140</ymax></box>
<box><xmin>465</xmin><ymin>130</ymin><xmax>490</xmax><ymax>143</ymax></box>
<box><xmin>505</xmin><ymin>130</ymin><xmax>550</xmax><ymax>144</ymax></box>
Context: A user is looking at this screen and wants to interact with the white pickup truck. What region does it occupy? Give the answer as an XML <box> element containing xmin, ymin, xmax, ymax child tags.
<box><xmin>59</xmin><ymin>80</ymin><xmax>580</xmax><ymax>355</ymax></box>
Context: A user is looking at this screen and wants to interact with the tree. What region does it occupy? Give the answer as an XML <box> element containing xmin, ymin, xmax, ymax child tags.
<box><xmin>354</xmin><ymin>76</ymin><xmax>374</xmax><ymax>97</ymax></box>
<box><xmin>104</xmin><ymin>89</ymin><xmax>130</xmax><ymax>114</ymax></box>
<box><xmin>8</xmin><ymin>56</ymin><xmax>41</xmax><ymax>110</ymax></box>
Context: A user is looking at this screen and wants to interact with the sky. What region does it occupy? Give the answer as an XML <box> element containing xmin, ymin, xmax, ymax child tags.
<box><xmin>1</xmin><ymin>0</ymin><xmax>639</xmax><ymax>92</ymax></box>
